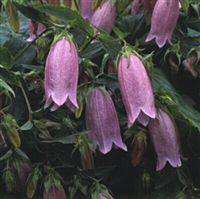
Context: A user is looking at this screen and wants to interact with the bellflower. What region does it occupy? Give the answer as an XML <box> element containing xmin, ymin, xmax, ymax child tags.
<box><xmin>44</xmin><ymin>36</ymin><xmax>79</xmax><ymax>111</ymax></box>
<box><xmin>149</xmin><ymin>109</ymin><xmax>186</xmax><ymax>171</ymax></box>
<box><xmin>43</xmin><ymin>185</ymin><xmax>67</xmax><ymax>199</ymax></box>
<box><xmin>85</xmin><ymin>87</ymin><xmax>127</xmax><ymax>154</ymax></box>
<box><xmin>27</xmin><ymin>19</ymin><xmax>45</xmax><ymax>42</ymax></box>
<box><xmin>90</xmin><ymin>0</ymin><xmax>117</xmax><ymax>36</ymax></box>
<box><xmin>79</xmin><ymin>0</ymin><xmax>93</xmax><ymax>22</ymax></box>
<box><xmin>145</xmin><ymin>0</ymin><xmax>179</xmax><ymax>48</ymax></box>
<box><xmin>117</xmin><ymin>53</ymin><xmax>156</xmax><ymax>127</ymax></box>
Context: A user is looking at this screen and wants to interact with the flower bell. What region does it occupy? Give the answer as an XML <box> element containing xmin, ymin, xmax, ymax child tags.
<box><xmin>145</xmin><ymin>0</ymin><xmax>179</xmax><ymax>48</ymax></box>
<box><xmin>117</xmin><ymin>52</ymin><xmax>156</xmax><ymax>127</ymax></box>
<box><xmin>148</xmin><ymin>109</ymin><xmax>186</xmax><ymax>171</ymax></box>
<box><xmin>85</xmin><ymin>87</ymin><xmax>127</xmax><ymax>154</ymax></box>
<box><xmin>90</xmin><ymin>0</ymin><xmax>117</xmax><ymax>36</ymax></box>
<box><xmin>44</xmin><ymin>36</ymin><xmax>79</xmax><ymax>111</ymax></box>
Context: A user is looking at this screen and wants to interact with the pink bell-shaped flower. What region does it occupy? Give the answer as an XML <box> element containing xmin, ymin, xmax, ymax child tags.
<box><xmin>44</xmin><ymin>36</ymin><xmax>79</xmax><ymax>111</ymax></box>
<box><xmin>90</xmin><ymin>0</ymin><xmax>117</xmax><ymax>36</ymax></box>
<box><xmin>149</xmin><ymin>109</ymin><xmax>186</xmax><ymax>171</ymax></box>
<box><xmin>85</xmin><ymin>87</ymin><xmax>127</xmax><ymax>154</ymax></box>
<box><xmin>79</xmin><ymin>0</ymin><xmax>93</xmax><ymax>22</ymax></box>
<box><xmin>117</xmin><ymin>52</ymin><xmax>156</xmax><ymax>127</ymax></box>
<box><xmin>43</xmin><ymin>184</ymin><xmax>67</xmax><ymax>199</ymax></box>
<box><xmin>145</xmin><ymin>0</ymin><xmax>179</xmax><ymax>48</ymax></box>
<box><xmin>27</xmin><ymin>19</ymin><xmax>45</xmax><ymax>42</ymax></box>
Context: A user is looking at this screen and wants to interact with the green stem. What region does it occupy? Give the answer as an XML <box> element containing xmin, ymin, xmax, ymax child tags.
<box><xmin>19</xmin><ymin>80</ymin><xmax>33</xmax><ymax>121</ymax></box>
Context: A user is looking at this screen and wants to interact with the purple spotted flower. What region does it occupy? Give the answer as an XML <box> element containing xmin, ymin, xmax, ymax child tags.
<box><xmin>117</xmin><ymin>53</ymin><xmax>156</xmax><ymax>127</ymax></box>
<box><xmin>145</xmin><ymin>0</ymin><xmax>179</xmax><ymax>48</ymax></box>
<box><xmin>149</xmin><ymin>109</ymin><xmax>186</xmax><ymax>171</ymax></box>
<box><xmin>43</xmin><ymin>184</ymin><xmax>67</xmax><ymax>199</ymax></box>
<box><xmin>90</xmin><ymin>0</ymin><xmax>117</xmax><ymax>36</ymax></box>
<box><xmin>85</xmin><ymin>87</ymin><xmax>127</xmax><ymax>154</ymax></box>
<box><xmin>79</xmin><ymin>0</ymin><xmax>93</xmax><ymax>22</ymax></box>
<box><xmin>44</xmin><ymin>36</ymin><xmax>79</xmax><ymax>111</ymax></box>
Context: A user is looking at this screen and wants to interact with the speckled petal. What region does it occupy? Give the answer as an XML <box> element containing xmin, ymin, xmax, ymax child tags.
<box><xmin>44</xmin><ymin>37</ymin><xmax>79</xmax><ymax>111</ymax></box>
<box><xmin>90</xmin><ymin>0</ymin><xmax>117</xmax><ymax>36</ymax></box>
<box><xmin>146</xmin><ymin>0</ymin><xmax>179</xmax><ymax>48</ymax></box>
<box><xmin>118</xmin><ymin>53</ymin><xmax>156</xmax><ymax>127</ymax></box>
<box><xmin>86</xmin><ymin>88</ymin><xmax>127</xmax><ymax>154</ymax></box>
<box><xmin>149</xmin><ymin>109</ymin><xmax>186</xmax><ymax>171</ymax></box>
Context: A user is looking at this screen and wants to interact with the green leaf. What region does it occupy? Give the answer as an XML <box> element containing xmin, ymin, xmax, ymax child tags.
<box><xmin>36</xmin><ymin>5</ymin><xmax>94</xmax><ymax>37</ymax></box>
<box><xmin>20</xmin><ymin>120</ymin><xmax>33</xmax><ymax>131</ymax></box>
<box><xmin>152</xmin><ymin>68</ymin><xmax>200</xmax><ymax>132</ymax></box>
<box><xmin>0</xmin><ymin>47</ymin><xmax>14</xmax><ymax>69</ymax></box>
<box><xmin>0</xmin><ymin>78</ymin><xmax>15</xmax><ymax>97</ymax></box>
<box><xmin>98</xmin><ymin>34</ymin><xmax>122</xmax><ymax>61</ymax></box>
<box><xmin>0</xmin><ymin>150</ymin><xmax>13</xmax><ymax>161</ymax></box>
<box><xmin>177</xmin><ymin>168</ymin><xmax>191</xmax><ymax>187</ymax></box>
<box><xmin>14</xmin><ymin>147</ymin><xmax>30</xmax><ymax>161</ymax></box>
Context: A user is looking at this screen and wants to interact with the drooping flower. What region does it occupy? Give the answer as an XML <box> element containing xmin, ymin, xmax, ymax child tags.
<box><xmin>79</xmin><ymin>0</ymin><xmax>93</xmax><ymax>22</ymax></box>
<box><xmin>85</xmin><ymin>87</ymin><xmax>127</xmax><ymax>154</ymax></box>
<box><xmin>141</xmin><ymin>0</ymin><xmax>157</xmax><ymax>13</ymax></box>
<box><xmin>27</xmin><ymin>19</ymin><xmax>45</xmax><ymax>42</ymax></box>
<box><xmin>43</xmin><ymin>184</ymin><xmax>67</xmax><ymax>199</ymax></box>
<box><xmin>148</xmin><ymin>109</ymin><xmax>186</xmax><ymax>171</ymax></box>
<box><xmin>145</xmin><ymin>0</ymin><xmax>179</xmax><ymax>48</ymax></box>
<box><xmin>90</xmin><ymin>0</ymin><xmax>117</xmax><ymax>36</ymax></box>
<box><xmin>44</xmin><ymin>36</ymin><xmax>79</xmax><ymax>111</ymax></box>
<box><xmin>117</xmin><ymin>53</ymin><xmax>156</xmax><ymax>127</ymax></box>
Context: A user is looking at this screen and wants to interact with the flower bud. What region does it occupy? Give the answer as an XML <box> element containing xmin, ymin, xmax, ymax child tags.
<box><xmin>90</xmin><ymin>0</ymin><xmax>117</xmax><ymax>36</ymax></box>
<box><xmin>85</xmin><ymin>87</ymin><xmax>127</xmax><ymax>154</ymax></box>
<box><xmin>44</xmin><ymin>36</ymin><xmax>79</xmax><ymax>111</ymax></box>
<box><xmin>145</xmin><ymin>0</ymin><xmax>179</xmax><ymax>48</ymax></box>
<box><xmin>43</xmin><ymin>184</ymin><xmax>67</xmax><ymax>199</ymax></box>
<box><xmin>148</xmin><ymin>109</ymin><xmax>186</xmax><ymax>171</ymax></box>
<box><xmin>131</xmin><ymin>0</ymin><xmax>143</xmax><ymax>15</ymax></box>
<box><xmin>15</xmin><ymin>162</ymin><xmax>31</xmax><ymax>193</ymax></box>
<box><xmin>131</xmin><ymin>131</ymin><xmax>147</xmax><ymax>166</ymax></box>
<box><xmin>117</xmin><ymin>53</ymin><xmax>156</xmax><ymax>127</ymax></box>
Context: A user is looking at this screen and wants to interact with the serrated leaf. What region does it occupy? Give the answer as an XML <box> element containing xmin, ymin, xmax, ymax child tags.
<box><xmin>98</xmin><ymin>34</ymin><xmax>122</xmax><ymax>60</ymax></box>
<box><xmin>36</xmin><ymin>5</ymin><xmax>94</xmax><ymax>37</ymax></box>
